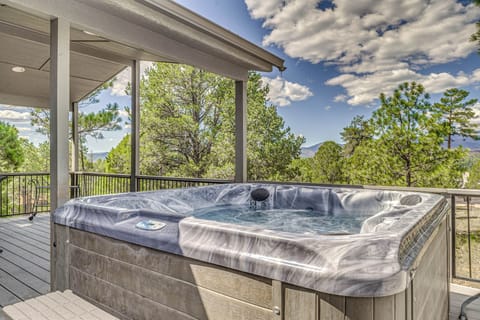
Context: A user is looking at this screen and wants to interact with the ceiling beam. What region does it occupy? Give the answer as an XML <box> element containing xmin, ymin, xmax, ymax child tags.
<box><xmin>2</xmin><ymin>0</ymin><xmax>250</xmax><ymax>80</ymax></box>
<box><xmin>0</xmin><ymin>20</ymin><xmax>133</xmax><ymax>66</ymax></box>
<box><xmin>0</xmin><ymin>91</ymin><xmax>49</xmax><ymax>107</ymax></box>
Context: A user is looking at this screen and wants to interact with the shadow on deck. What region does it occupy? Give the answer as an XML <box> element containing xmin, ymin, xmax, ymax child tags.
<box><xmin>0</xmin><ymin>214</ymin><xmax>49</xmax><ymax>307</ymax></box>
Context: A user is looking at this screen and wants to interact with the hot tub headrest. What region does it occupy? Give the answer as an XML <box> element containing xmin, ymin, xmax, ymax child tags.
<box><xmin>251</xmin><ymin>188</ymin><xmax>270</xmax><ymax>202</ymax></box>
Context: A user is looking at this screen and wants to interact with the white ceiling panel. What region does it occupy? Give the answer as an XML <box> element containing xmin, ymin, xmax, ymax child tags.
<box><xmin>0</xmin><ymin>32</ymin><xmax>49</xmax><ymax>68</ymax></box>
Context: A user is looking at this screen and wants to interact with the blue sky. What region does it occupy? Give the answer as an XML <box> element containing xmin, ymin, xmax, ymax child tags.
<box><xmin>1</xmin><ymin>0</ymin><xmax>480</xmax><ymax>152</ymax></box>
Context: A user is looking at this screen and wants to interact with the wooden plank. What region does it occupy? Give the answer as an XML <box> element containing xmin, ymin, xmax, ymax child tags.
<box><xmin>394</xmin><ymin>290</ymin><xmax>406</xmax><ymax>320</ymax></box>
<box><xmin>374</xmin><ymin>295</ymin><xmax>394</xmax><ymax>320</ymax></box>
<box><xmin>0</xmin><ymin>226</ymin><xmax>50</xmax><ymax>251</ymax></box>
<box><xmin>0</xmin><ymin>242</ymin><xmax>49</xmax><ymax>270</ymax></box>
<box><xmin>406</xmin><ymin>284</ymin><xmax>412</xmax><ymax>320</ymax></box>
<box><xmin>411</xmin><ymin>219</ymin><xmax>448</xmax><ymax>320</ymax></box>
<box><xmin>69</xmin><ymin>228</ymin><xmax>272</xmax><ymax>308</ymax></box>
<box><xmin>3</xmin><ymin>290</ymin><xmax>121</xmax><ymax>320</ymax></box>
<box><xmin>318</xmin><ymin>293</ymin><xmax>345</xmax><ymax>320</ymax></box>
<box><xmin>345</xmin><ymin>297</ymin><xmax>373</xmax><ymax>320</ymax></box>
<box><xmin>0</xmin><ymin>225</ymin><xmax>50</xmax><ymax>246</ymax></box>
<box><xmin>3</xmin><ymin>224</ymin><xmax>50</xmax><ymax>241</ymax></box>
<box><xmin>52</xmin><ymin>226</ymin><xmax>69</xmax><ymax>291</ymax></box>
<box><xmin>69</xmin><ymin>246</ymin><xmax>272</xmax><ymax>320</ymax></box>
<box><xmin>0</xmin><ymin>229</ymin><xmax>49</xmax><ymax>253</ymax></box>
<box><xmin>0</xmin><ymin>257</ymin><xmax>49</xmax><ymax>294</ymax></box>
<box><xmin>272</xmin><ymin>281</ymin><xmax>283</xmax><ymax>320</ymax></box>
<box><xmin>0</xmin><ymin>285</ymin><xmax>21</xmax><ymax>308</ymax></box>
<box><xmin>283</xmin><ymin>284</ymin><xmax>317</xmax><ymax>320</ymax></box>
<box><xmin>0</xmin><ymin>268</ymin><xmax>39</xmax><ymax>302</ymax></box>
<box><xmin>71</xmin><ymin>267</ymin><xmax>236</xmax><ymax>320</ymax></box>
<box><xmin>0</xmin><ymin>252</ymin><xmax>49</xmax><ymax>283</ymax></box>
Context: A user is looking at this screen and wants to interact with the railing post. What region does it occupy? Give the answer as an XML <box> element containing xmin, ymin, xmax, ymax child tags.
<box><xmin>0</xmin><ymin>176</ymin><xmax>4</xmax><ymax>216</ymax></box>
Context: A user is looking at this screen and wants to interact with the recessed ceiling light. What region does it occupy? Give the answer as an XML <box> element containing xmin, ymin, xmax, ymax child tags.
<box><xmin>11</xmin><ymin>66</ymin><xmax>25</xmax><ymax>73</ymax></box>
<box><xmin>83</xmin><ymin>30</ymin><xmax>97</xmax><ymax>36</ymax></box>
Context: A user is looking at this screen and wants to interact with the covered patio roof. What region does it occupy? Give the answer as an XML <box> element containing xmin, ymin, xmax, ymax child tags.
<box><xmin>0</xmin><ymin>0</ymin><xmax>285</xmax><ymax>108</ymax></box>
<box><xmin>0</xmin><ymin>2</ymin><xmax>285</xmax><ymax>292</ymax></box>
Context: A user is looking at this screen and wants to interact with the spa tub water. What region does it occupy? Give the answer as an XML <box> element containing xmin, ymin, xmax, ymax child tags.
<box><xmin>191</xmin><ymin>204</ymin><xmax>369</xmax><ymax>235</ymax></box>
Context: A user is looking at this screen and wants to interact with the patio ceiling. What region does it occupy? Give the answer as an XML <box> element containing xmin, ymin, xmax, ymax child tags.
<box><xmin>0</xmin><ymin>5</ymin><xmax>168</xmax><ymax>107</ymax></box>
<box><xmin>0</xmin><ymin>0</ymin><xmax>285</xmax><ymax>108</ymax></box>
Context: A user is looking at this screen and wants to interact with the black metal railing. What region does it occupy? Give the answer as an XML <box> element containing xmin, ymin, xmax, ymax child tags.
<box><xmin>74</xmin><ymin>172</ymin><xmax>131</xmax><ymax>196</ymax></box>
<box><xmin>136</xmin><ymin>175</ymin><xmax>230</xmax><ymax>191</ymax></box>
<box><xmin>0</xmin><ymin>173</ymin><xmax>50</xmax><ymax>216</ymax></box>
<box><xmin>449</xmin><ymin>193</ymin><xmax>480</xmax><ymax>284</ymax></box>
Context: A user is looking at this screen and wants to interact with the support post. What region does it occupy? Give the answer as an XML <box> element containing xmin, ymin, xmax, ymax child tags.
<box><xmin>50</xmin><ymin>17</ymin><xmax>70</xmax><ymax>291</ymax></box>
<box><xmin>235</xmin><ymin>80</ymin><xmax>247</xmax><ymax>183</ymax></box>
<box><xmin>71</xmin><ymin>101</ymin><xmax>79</xmax><ymax>198</ymax></box>
<box><xmin>130</xmin><ymin>60</ymin><xmax>140</xmax><ymax>192</ymax></box>
<box><xmin>71</xmin><ymin>101</ymin><xmax>79</xmax><ymax>172</ymax></box>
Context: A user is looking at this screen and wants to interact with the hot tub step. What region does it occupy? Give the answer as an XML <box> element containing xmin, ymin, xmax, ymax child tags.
<box><xmin>2</xmin><ymin>290</ymin><xmax>119</xmax><ymax>320</ymax></box>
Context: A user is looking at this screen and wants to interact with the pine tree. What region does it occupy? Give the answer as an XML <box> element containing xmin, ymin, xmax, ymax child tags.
<box><xmin>434</xmin><ymin>88</ymin><xmax>478</xmax><ymax>149</ymax></box>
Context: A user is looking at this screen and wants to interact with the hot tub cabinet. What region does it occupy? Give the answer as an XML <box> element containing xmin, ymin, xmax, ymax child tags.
<box><xmin>53</xmin><ymin>184</ymin><xmax>449</xmax><ymax>320</ymax></box>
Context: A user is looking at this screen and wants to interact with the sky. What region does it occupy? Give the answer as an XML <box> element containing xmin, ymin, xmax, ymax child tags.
<box><xmin>1</xmin><ymin>0</ymin><xmax>480</xmax><ymax>152</ymax></box>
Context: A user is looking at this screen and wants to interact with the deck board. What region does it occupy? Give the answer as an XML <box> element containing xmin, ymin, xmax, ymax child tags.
<box><xmin>0</xmin><ymin>215</ymin><xmax>50</xmax><ymax>307</ymax></box>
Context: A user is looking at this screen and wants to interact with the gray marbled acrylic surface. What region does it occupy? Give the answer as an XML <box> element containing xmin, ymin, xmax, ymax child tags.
<box><xmin>53</xmin><ymin>184</ymin><xmax>448</xmax><ymax>297</ymax></box>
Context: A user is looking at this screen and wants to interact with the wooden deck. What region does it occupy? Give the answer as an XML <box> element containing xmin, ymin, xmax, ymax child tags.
<box><xmin>0</xmin><ymin>214</ymin><xmax>475</xmax><ymax>319</ymax></box>
<box><xmin>0</xmin><ymin>214</ymin><xmax>49</xmax><ymax>309</ymax></box>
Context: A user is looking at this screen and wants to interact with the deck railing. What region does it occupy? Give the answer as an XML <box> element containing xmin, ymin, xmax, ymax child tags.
<box><xmin>1</xmin><ymin>172</ymin><xmax>480</xmax><ymax>284</ymax></box>
<box><xmin>0</xmin><ymin>173</ymin><xmax>50</xmax><ymax>216</ymax></box>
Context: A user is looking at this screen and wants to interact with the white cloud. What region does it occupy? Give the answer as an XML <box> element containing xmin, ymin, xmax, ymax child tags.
<box><xmin>118</xmin><ymin>109</ymin><xmax>130</xmax><ymax>119</ymax></box>
<box><xmin>110</xmin><ymin>62</ymin><xmax>154</xmax><ymax>97</ymax></box>
<box><xmin>246</xmin><ymin>0</ymin><xmax>480</xmax><ymax>105</ymax></box>
<box><xmin>324</xmin><ymin>105</ymin><xmax>332</xmax><ymax>111</ymax></box>
<box><xmin>0</xmin><ymin>109</ymin><xmax>31</xmax><ymax>122</ymax></box>
<box><xmin>333</xmin><ymin>94</ymin><xmax>348</xmax><ymax>103</ymax></box>
<box><xmin>261</xmin><ymin>76</ymin><xmax>313</xmax><ymax>106</ymax></box>
<box><xmin>326</xmin><ymin>68</ymin><xmax>480</xmax><ymax>105</ymax></box>
<box><xmin>16</xmin><ymin>126</ymin><xmax>32</xmax><ymax>132</ymax></box>
<box><xmin>470</xmin><ymin>103</ymin><xmax>480</xmax><ymax>125</ymax></box>
<box><xmin>110</xmin><ymin>68</ymin><xmax>130</xmax><ymax>96</ymax></box>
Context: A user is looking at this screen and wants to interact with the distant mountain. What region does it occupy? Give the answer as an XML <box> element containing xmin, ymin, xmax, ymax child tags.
<box><xmin>300</xmin><ymin>138</ymin><xmax>480</xmax><ymax>158</ymax></box>
<box><xmin>300</xmin><ymin>142</ymin><xmax>322</xmax><ymax>158</ymax></box>
<box><xmin>448</xmin><ymin>138</ymin><xmax>480</xmax><ymax>152</ymax></box>
<box><xmin>87</xmin><ymin>152</ymin><xmax>108</xmax><ymax>162</ymax></box>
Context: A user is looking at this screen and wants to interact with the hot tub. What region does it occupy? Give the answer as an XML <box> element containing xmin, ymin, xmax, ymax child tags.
<box><xmin>52</xmin><ymin>184</ymin><xmax>449</xmax><ymax>320</ymax></box>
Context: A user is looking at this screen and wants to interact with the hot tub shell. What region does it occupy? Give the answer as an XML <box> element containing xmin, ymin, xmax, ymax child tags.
<box><xmin>52</xmin><ymin>184</ymin><xmax>449</xmax><ymax>320</ymax></box>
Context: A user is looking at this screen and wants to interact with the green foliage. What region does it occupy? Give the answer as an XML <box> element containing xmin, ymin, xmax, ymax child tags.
<box><xmin>471</xmin><ymin>0</ymin><xmax>480</xmax><ymax>54</ymax></box>
<box><xmin>344</xmin><ymin>139</ymin><xmax>403</xmax><ymax>186</ymax></box>
<box><xmin>106</xmin><ymin>134</ymin><xmax>131</xmax><ymax>174</ymax></box>
<box><xmin>140</xmin><ymin>64</ymin><xmax>231</xmax><ymax>177</ymax></box>
<box><xmin>311</xmin><ymin>141</ymin><xmax>344</xmax><ymax>184</ymax></box>
<box><xmin>467</xmin><ymin>157</ymin><xmax>480</xmax><ymax>188</ymax></box>
<box><xmin>30</xmin><ymin>102</ymin><xmax>122</xmax><ymax>171</ymax></box>
<box><xmin>288</xmin><ymin>158</ymin><xmax>314</xmax><ymax>182</ymax></box>
<box><xmin>0</xmin><ymin>121</ymin><xmax>24</xmax><ymax>172</ymax></box>
<box><xmin>18</xmin><ymin>140</ymin><xmax>49</xmax><ymax>172</ymax></box>
<box><xmin>373</xmin><ymin>82</ymin><xmax>444</xmax><ymax>186</ymax></box>
<box><xmin>340</xmin><ymin>115</ymin><xmax>372</xmax><ymax>156</ymax></box>
<box><xmin>138</xmin><ymin>64</ymin><xmax>303</xmax><ymax>180</ymax></box>
<box><xmin>434</xmin><ymin>88</ymin><xmax>478</xmax><ymax>149</ymax></box>
<box><xmin>343</xmin><ymin>82</ymin><xmax>467</xmax><ymax>188</ymax></box>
